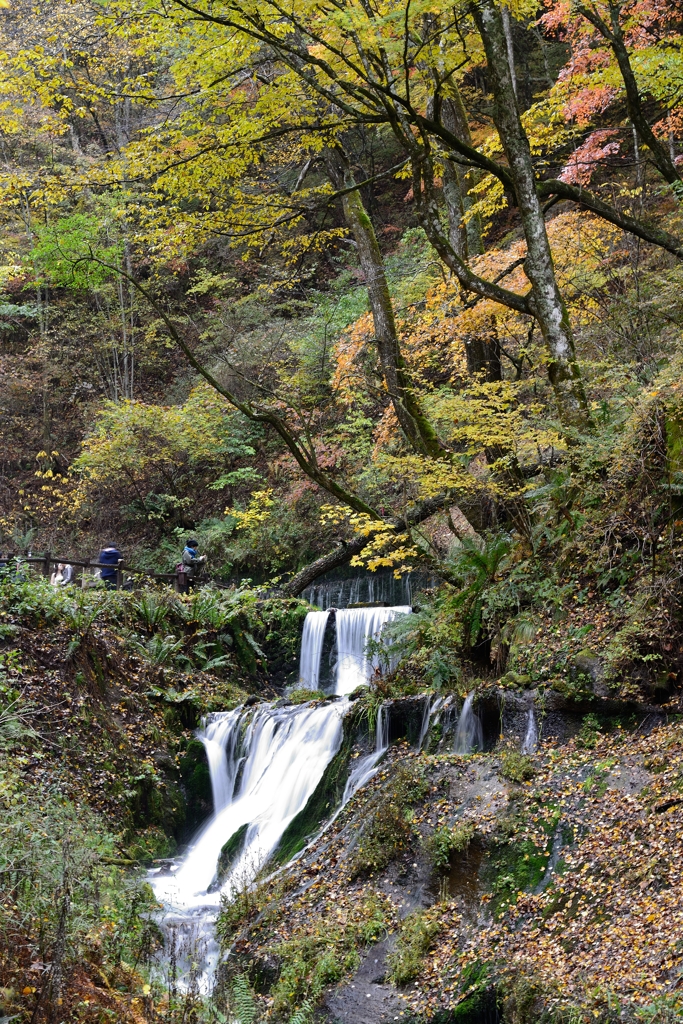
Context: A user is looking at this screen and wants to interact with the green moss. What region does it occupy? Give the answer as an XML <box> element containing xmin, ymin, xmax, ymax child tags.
<box><xmin>286</xmin><ymin>688</ymin><xmax>327</xmax><ymax>704</ymax></box>
<box><xmin>482</xmin><ymin>805</ymin><xmax>558</xmax><ymax>915</ymax></box>
<box><xmin>179</xmin><ymin>738</ymin><xmax>212</xmax><ymax>804</ymax></box>
<box><xmin>215</xmin><ymin>823</ymin><xmax>249</xmax><ymax>888</ymax></box>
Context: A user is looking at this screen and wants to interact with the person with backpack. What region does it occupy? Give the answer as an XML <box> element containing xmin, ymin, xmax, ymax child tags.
<box><xmin>98</xmin><ymin>543</ymin><xmax>123</xmax><ymax>589</ymax></box>
<box><xmin>177</xmin><ymin>539</ymin><xmax>206</xmax><ymax>593</ymax></box>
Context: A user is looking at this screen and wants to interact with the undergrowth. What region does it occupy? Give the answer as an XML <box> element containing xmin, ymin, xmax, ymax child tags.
<box><xmin>0</xmin><ymin>759</ymin><xmax>160</xmax><ymax>1024</ymax></box>
<box><xmin>268</xmin><ymin>892</ymin><xmax>387</xmax><ymax>1017</ymax></box>
<box><xmin>387</xmin><ymin>909</ymin><xmax>442</xmax><ymax>986</ymax></box>
<box><xmin>349</xmin><ymin>760</ymin><xmax>429</xmax><ymax>876</ymax></box>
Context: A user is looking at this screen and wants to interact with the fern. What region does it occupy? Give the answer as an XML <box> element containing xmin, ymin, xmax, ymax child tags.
<box><xmin>288</xmin><ymin>1000</ymin><xmax>314</xmax><ymax>1024</ymax></box>
<box><xmin>231</xmin><ymin>975</ymin><xmax>257</xmax><ymax>1024</ymax></box>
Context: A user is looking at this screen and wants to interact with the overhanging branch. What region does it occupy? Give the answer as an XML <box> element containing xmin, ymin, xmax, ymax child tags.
<box><xmin>282</xmin><ymin>492</ymin><xmax>459</xmax><ymax>595</ymax></box>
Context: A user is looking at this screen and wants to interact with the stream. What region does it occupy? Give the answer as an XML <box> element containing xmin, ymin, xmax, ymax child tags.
<box><xmin>149</xmin><ymin>599</ymin><xmax>411</xmax><ymax>989</ymax></box>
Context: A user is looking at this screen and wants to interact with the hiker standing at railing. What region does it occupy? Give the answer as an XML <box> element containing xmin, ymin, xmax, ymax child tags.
<box><xmin>98</xmin><ymin>543</ymin><xmax>123</xmax><ymax>590</ymax></box>
<box><xmin>177</xmin><ymin>538</ymin><xmax>206</xmax><ymax>594</ymax></box>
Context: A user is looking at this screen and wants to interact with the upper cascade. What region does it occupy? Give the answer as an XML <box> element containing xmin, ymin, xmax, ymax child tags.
<box><xmin>298</xmin><ymin>603</ymin><xmax>411</xmax><ymax>695</ymax></box>
<box><xmin>298</xmin><ymin>609</ymin><xmax>330</xmax><ymax>690</ymax></box>
<box><xmin>334</xmin><ymin>605</ymin><xmax>410</xmax><ymax>695</ymax></box>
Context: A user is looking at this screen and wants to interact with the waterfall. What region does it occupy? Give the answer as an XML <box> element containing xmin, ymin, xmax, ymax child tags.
<box><xmin>298</xmin><ymin>610</ymin><xmax>330</xmax><ymax>689</ymax></box>
<box><xmin>201</xmin><ymin>711</ymin><xmax>244</xmax><ymax>813</ymax></box>
<box><xmin>418</xmin><ymin>694</ymin><xmax>444</xmax><ymax>750</ymax></box>
<box><xmin>151</xmin><ymin>589</ymin><xmax>412</xmax><ymax>989</ymax></box>
<box><xmin>153</xmin><ymin>701</ymin><xmax>345</xmax><ymax>911</ymax></box>
<box><xmin>453</xmin><ymin>693</ymin><xmax>483</xmax><ymax>753</ymax></box>
<box><xmin>521</xmin><ymin>706</ymin><xmax>538</xmax><ymax>753</ymax></box>
<box><xmin>335</xmin><ymin>605</ymin><xmax>411</xmax><ymax>695</ymax></box>
<box><xmin>342</xmin><ymin>703</ymin><xmax>389</xmax><ymax>804</ymax></box>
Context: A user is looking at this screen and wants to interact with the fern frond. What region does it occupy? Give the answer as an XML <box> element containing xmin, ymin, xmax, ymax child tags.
<box><xmin>288</xmin><ymin>1000</ymin><xmax>314</xmax><ymax>1024</ymax></box>
<box><xmin>230</xmin><ymin>974</ymin><xmax>257</xmax><ymax>1024</ymax></box>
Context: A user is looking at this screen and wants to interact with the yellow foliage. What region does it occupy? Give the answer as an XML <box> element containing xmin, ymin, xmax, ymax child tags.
<box><xmin>226</xmin><ymin>489</ymin><xmax>276</xmax><ymax>531</ymax></box>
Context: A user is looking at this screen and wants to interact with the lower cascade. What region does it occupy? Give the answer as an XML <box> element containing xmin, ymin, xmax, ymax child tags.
<box><xmin>151</xmin><ymin>597</ymin><xmax>411</xmax><ymax>987</ymax></box>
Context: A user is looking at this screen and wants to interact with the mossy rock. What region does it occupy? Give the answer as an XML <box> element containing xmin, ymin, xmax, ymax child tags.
<box><xmin>500</xmin><ymin>672</ymin><xmax>531</xmax><ymax>690</ymax></box>
<box><xmin>209</xmin><ymin>822</ymin><xmax>249</xmax><ymax>891</ymax></box>
<box><xmin>178</xmin><ymin>738</ymin><xmax>213</xmax><ymax>832</ymax></box>
<box><xmin>570</xmin><ymin>650</ymin><xmax>609</xmax><ymax>697</ymax></box>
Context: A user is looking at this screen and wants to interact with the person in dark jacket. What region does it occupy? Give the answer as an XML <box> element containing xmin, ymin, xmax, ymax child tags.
<box><xmin>179</xmin><ymin>539</ymin><xmax>206</xmax><ymax>593</ymax></box>
<box><xmin>98</xmin><ymin>544</ymin><xmax>123</xmax><ymax>589</ymax></box>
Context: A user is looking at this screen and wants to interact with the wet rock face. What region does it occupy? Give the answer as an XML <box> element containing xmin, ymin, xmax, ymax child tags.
<box><xmin>500</xmin><ymin>687</ymin><xmax>665</xmax><ymax>745</ymax></box>
<box><xmin>383</xmin><ymin>695</ymin><xmax>428</xmax><ymax>746</ymax></box>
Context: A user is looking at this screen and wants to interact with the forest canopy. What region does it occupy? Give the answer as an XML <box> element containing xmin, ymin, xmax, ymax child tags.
<box><xmin>3</xmin><ymin>4</ymin><xmax>683</xmax><ymax>1022</ymax></box>
<box><xmin>0</xmin><ymin>0</ymin><xmax>682</xmax><ymax>586</ymax></box>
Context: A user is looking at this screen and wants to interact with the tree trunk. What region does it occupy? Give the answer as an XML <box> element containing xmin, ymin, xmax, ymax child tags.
<box><xmin>324</xmin><ymin>146</ymin><xmax>446</xmax><ymax>459</ymax></box>
<box><xmin>441</xmin><ymin>92</ymin><xmax>484</xmax><ymax>259</ymax></box>
<box><xmin>501</xmin><ymin>7</ymin><xmax>517</xmax><ymax>100</ymax></box>
<box><xmin>473</xmin><ymin>0</ymin><xmax>590</xmax><ymax>429</ymax></box>
<box><xmin>464</xmin><ymin>321</ymin><xmax>502</xmax><ymax>381</ymax></box>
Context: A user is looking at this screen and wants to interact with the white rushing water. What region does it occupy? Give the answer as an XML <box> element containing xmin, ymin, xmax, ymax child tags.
<box><xmin>453</xmin><ymin>692</ymin><xmax>483</xmax><ymax>753</ymax></box>
<box><xmin>335</xmin><ymin>605</ymin><xmax>411</xmax><ymax>695</ymax></box>
<box><xmin>521</xmin><ymin>706</ymin><xmax>538</xmax><ymax>753</ymax></box>
<box><xmin>150</xmin><ymin>700</ymin><xmax>346</xmax><ymax>988</ymax></box>
<box><xmin>153</xmin><ymin>701</ymin><xmax>345</xmax><ymax>910</ymax></box>
<box><xmin>201</xmin><ymin>712</ymin><xmax>244</xmax><ymax>814</ymax></box>
<box><xmin>151</xmin><ymin>601</ymin><xmax>412</xmax><ymax>988</ymax></box>
<box><xmin>298</xmin><ymin>609</ymin><xmax>330</xmax><ymax>689</ymax></box>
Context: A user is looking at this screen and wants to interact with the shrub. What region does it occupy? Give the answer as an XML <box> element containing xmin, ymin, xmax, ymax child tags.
<box><xmin>387</xmin><ymin>910</ymin><xmax>441</xmax><ymax>985</ymax></box>
<box><xmin>426</xmin><ymin>821</ymin><xmax>476</xmax><ymax>868</ymax></box>
<box><xmin>349</xmin><ymin>762</ymin><xmax>429</xmax><ymax>876</ymax></box>
<box><xmin>578</xmin><ymin>713</ymin><xmax>602</xmax><ymax>748</ymax></box>
<box><xmin>500</xmin><ymin>751</ymin><xmax>535</xmax><ymax>783</ymax></box>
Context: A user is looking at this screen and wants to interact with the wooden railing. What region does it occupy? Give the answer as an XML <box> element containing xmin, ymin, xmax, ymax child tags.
<box><xmin>2</xmin><ymin>554</ymin><xmax>178</xmax><ymax>590</ymax></box>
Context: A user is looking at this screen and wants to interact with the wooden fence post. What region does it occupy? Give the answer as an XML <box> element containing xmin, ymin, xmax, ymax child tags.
<box><xmin>43</xmin><ymin>551</ymin><xmax>52</xmax><ymax>578</ymax></box>
<box><xmin>116</xmin><ymin>560</ymin><xmax>124</xmax><ymax>591</ymax></box>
